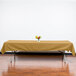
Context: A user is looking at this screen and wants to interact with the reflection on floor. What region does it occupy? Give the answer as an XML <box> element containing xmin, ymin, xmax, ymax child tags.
<box><xmin>0</xmin><ymin>54</ymin><xmax>75</xmax><ymax>76</ymax></box>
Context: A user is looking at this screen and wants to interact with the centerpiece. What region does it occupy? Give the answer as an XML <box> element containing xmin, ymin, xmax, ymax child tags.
<box><xmin>35</xmin><ymin>36</ymin><xmax>41</xmax><ymax>42</ymax></box>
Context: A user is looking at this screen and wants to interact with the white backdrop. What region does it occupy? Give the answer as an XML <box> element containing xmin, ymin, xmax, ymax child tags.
<box><xmin>0</xmin><ymin>0</ymin><xmax>76</xmax><ymax>52</ymax></box>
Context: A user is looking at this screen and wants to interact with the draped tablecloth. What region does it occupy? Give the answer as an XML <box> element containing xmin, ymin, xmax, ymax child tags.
<box><xmin>1</xmin><ymin>40</ymin><xmax>75</xmax><ymax>56</ymax></box>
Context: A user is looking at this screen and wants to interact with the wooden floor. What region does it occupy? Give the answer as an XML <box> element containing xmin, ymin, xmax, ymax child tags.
<box><xmin>0</xmin><ymin>54</ymin><xmax>76</xmax><ymax>76</ymax></box>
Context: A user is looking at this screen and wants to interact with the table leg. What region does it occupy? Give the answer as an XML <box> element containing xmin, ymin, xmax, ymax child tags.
<box><xmin>58</xmin><ymin>51</ymin><xmax>66</xmax><ymax>63</ymax></box>
<box><xmin>10</xmin><ymin>51</ymin><xmax>13</xmax><ymax>63</ymax></box>
<box><xmin>10</xmin><ymin>51</ymin><xmax>16</xmax><ymax>64</ymax></box>
<box><xmin>14</xmin><ymin>51</ymin><xmax>16</xmax><ymax>62</ymax></box>
<box><xmin>63</xmin><ymin>51</ymin><xmax>66</xmax><ymax>63</ymax></box>
<box><xmin>10</xmin><ymin>57</ymin><xmax>12</xmax><ymax>63</ymax></box>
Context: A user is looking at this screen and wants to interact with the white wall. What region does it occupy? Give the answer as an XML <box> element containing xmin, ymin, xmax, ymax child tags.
<box><xmin>0</xmin><ymin>0</ymin><xmax>76</xmax><ymax>51</ymax></box>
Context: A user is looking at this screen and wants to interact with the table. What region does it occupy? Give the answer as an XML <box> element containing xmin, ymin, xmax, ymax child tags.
<box><xmin>1</xmin><ymin>40</ymin><xmax>75</xmax><ymax>56</ymax></box>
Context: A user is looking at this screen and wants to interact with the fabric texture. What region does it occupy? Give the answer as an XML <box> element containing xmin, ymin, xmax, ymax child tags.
<box><xmin>1</xmin><ymin>40</ymin><xmax>75</xmax><ymax>56</ymax></box>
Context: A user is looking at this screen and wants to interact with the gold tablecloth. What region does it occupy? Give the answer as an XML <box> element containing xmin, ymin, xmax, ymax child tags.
<box><xmin>1</xmin><ymin>40</ymin><xmax>75</xmax><ymax>56</ymax></box>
